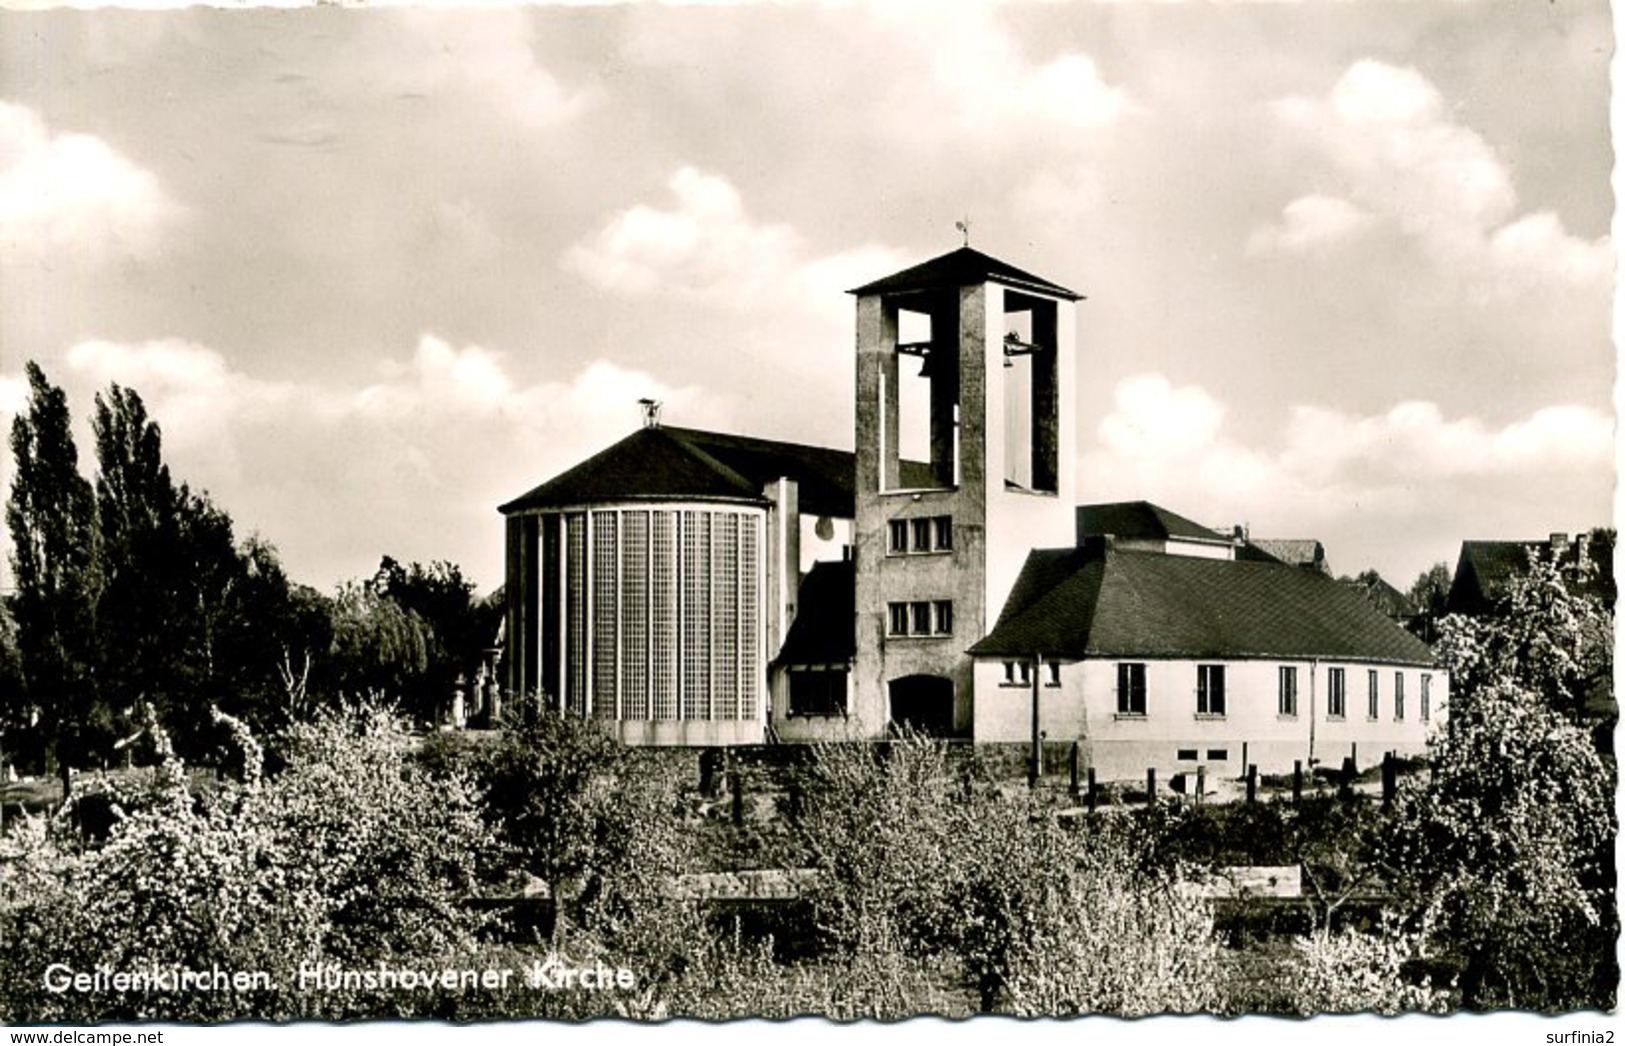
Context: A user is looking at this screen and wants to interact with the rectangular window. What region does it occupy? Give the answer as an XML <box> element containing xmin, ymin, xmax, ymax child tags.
<box><xmin>1002</xmin><ymin>660</ymin><xmax>1032</xmax><ymax>686</ymax></box>
<box><xmin>933</xmin><ymin>516</ymin><xmax>953</xmax><ymax>551</ymax></box>
<box><xmin>1197</xmin><ymin>664</ymin><xmax>1226</xmax><ymax>716</ymax></box>
<box><xmin>1117</xmin><ymin>662</ymin><xmax>1147</xmax><ymax>715</ymax></box>
<box><xmin>1421</xmin><ymin>674</ymin><xmax>1432</xmax><ymax>721</ymax></box>
<box><xmin>1367</xmin><ymin>669</ymin><xmax>1379</xmax><ymax>721</ymax></box>
<box><xmin>910</xmin><ymin>601</ymin><xmax>932</xmax><ymax>635</ymax></box>
<box><xmin>1206</xmin><ymin>749</ymin><xmax>1229</xmax><ymax>762</ymax></box>
<box><xmin>1278</xmin><ymin>666</ymin><xmax>1299</xmax><ymax>717</ymax></box>
<box><xmin>888</xmin><ymin>602</ymin><xmax>909</xmax><ymax>636</ymax></box>
<box><xmin>932</xmin><ymin>600</ymin><xmax>953</xmax><ymax>634</ymax></box>
<box><xmin>1328</xmin><ymin>667</ymin><xmax>1346</xmax><ymax>719</ymax></box>
<box><xmin>789</xmin><ymin>668</ymin><xmax>846</xmax><ymax>718</ymax></box>
<box><xmin>888</xmin><ymin>520</ymin><xmax>908</xmax><ymax>555</ymax></box>
<box><xmin>1395</xmin><ymin>672</ymin><xmax>1406</xmax><ymax>720</ymax></box>
<box><xmin>910</xmin><ymin>518</ymin><xmax>932</xmax><ymax>553</ymax></box>
<box><xmin>1045</xmin><ymin>661</ymin><xmax>1061</xmax><ymax>688</ymax></box>
<box><xmin>1177</xmin><ymin>748</ymin><xmax>1199</xmax><ymax>761</ymax></box>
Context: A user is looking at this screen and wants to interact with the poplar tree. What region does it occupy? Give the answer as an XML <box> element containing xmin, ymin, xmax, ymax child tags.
<box><xmin>5</xmin><ymin>362</ymin><xmax>104</xmax><ymax>771</ymax></box>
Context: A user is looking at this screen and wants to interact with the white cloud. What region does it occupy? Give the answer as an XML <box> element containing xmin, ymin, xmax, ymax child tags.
<box><xmin>1247</xmin><ymin>194</ymin><xmax>1371</xmax><ymax>257</ymax></box>
<box><xmin>2</xmin><ymin>334</ymin><xmax>730</xmax><ymax>590</ymax></box>
<box><xmin>1267</xmin><ymin>60</ymin><xmax>1609</xmax><ymax>288</ymax></box>
<box><xmin>562</xmin><ymin>166</ymin><xmax>907</xmax><ymax>309</ymax></box>
<box><xmin>1084</xmin><ymin>372</ymin><xmax>1614</xmax><ymax>527</ymax></box>
<box><xmin>0</xmin><ymin>101</ymin><xmax>180</xmax><ymax>264</ymax></box>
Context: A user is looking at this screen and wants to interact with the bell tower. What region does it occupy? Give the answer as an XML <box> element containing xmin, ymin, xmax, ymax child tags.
<box><xmin>848</xmin><ymin>247</ymin><xmax>1080</xmax><ymax>737</ymax></box>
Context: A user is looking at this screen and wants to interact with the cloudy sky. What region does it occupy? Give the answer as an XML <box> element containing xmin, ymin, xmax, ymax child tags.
<box><xmin>0</xmin><ymin>1</ymin><xmax>1613</xmax><ymax>597</ymax></box>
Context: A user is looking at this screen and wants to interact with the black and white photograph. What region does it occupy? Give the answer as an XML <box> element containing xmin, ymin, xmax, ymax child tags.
<box><xmin>0</xmin><ymin>0</ymin><xmax>1615</xmax><ymax>1038</ymax></box>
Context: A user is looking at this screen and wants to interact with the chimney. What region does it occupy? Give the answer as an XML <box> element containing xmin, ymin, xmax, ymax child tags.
<box><xmin>1232</xmin><ymin>524</ymin><xmax>1249</xmax><ymax>545</ymax></box>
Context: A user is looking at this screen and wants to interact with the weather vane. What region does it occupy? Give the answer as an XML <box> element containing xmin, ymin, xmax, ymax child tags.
<box><xmin>955</xmin><ymin>216</ymin><xmax>971</xmax><ymax>247</ymax></box>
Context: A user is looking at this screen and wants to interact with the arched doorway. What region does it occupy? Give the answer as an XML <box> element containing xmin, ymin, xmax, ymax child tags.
<box><xmin>888</xmin><ymin>675</ymin><xmax>955</xmax><ymax>736</ymax></box>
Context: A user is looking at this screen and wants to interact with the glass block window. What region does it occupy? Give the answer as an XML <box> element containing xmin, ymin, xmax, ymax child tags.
<box><xmin>565</xmin><ymin>514</ymin><xmax>587</xmax><ymax>716</ymax></box>
<box><xmin>681</xmin><ymin>511</ymin><xmax>712</xmax><ymax>720</ymax></box>
<box><xmin>592</xmin><ymin>513</ymin><xmax>619</xmax><ymax>719</ymax></box>
<box><xmin>619</xmin><ymin>511</ymin><xmax>649</xmax><ymax>720</ymax></box>
<box><xmin>650</xmin><ymin>511</ymin><xmax>678</xmax><ymax>720</ymax></box>
<box><xmin>739</xmin><ymin>518</ymin><xmax>760</xmax><ymax>719</ymax></box>
<box><xmin>712</xmin><ymin>512</ymin><xmax>740</xmax><ymax>720</ymax></box>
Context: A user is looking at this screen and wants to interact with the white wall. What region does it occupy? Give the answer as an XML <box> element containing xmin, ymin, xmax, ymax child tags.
<box><xmin>974</xmin><ymin>656</ymin><xmax>1446</xmax><ymax>779</ymax></box>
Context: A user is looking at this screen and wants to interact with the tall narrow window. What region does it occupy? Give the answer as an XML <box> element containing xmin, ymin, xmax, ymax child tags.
<box><xmin>910</xmin><ymin>601</ymin><xmax>932</xmax><ymax>635</ymax></box>
<box><xmin>911</xmin><ymin>518</ymin><xmax>932</xmax><ymax>552</ymax></box>
<box><xmin>1394</xmin><ymin>672</ymin><xmax>1406</xmax><ymax>720</ymax></box>
<box><xmin>888</xmin><ymin>602</ymin><xmax>909</xmax><ymax>636</ymax></box>
<box><xmin>1327</xmin><ymin>667</ymin><xmax>1346</xmax><ymax>719</ymax></box>
<box><xmin>1367</xmin><ymin>669</ymin><xmax>1379</xmax><ymax>720</ymax></box>
<box><xmin>933</xmin><ymin>516</ymin><xmax>953</xmax><ymax>551</ymax></box>
<box><xmin>1278</xmin><ymin>666</ymin><xmax>1298</xmax><ymax>717</ymax></box>
<box><xmin>1420</xmin><ymin>674</ymin><xmax>1432</xmax><ymax>721</ymax></box>
<box><xmin>1197</xmin><ymin>665</ymin><xmax>1226</xmax><ymax>716</ymax></box>
<box><xmin>1117</xmin><ymin>662</ymin><xmax>1147</xmax><ymax>715</ymax></box>
<box><xmin>932</xmin><ymin>600</ymin><xmax>953</xmax><ymax>634</ymax></box>
<box><xmin>888</xmin><ymin>520</ymin><xmax>908</xmax><ymax>555</ymax></box>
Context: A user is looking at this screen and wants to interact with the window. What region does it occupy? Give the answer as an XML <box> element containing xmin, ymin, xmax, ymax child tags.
<box><xmin>1278</xmin><ymin>666</ymin><xmax>1298</xmax><ymax>717</ymax></box>
<box><xmin>1197</xmin><ymin>664</ymin><xmax>1226</xmax><ymax>716</ymax></box>
<box><xmin>1328</xmin><ymin>667</ymin><xmax>1346</xmax><ymax>719</ymax></box>
<box><xmin>1002</xmin><ymin>660</ymin><xmax>1032</xmax><ymax>687</ymax></box>
<box><xmin>890</xmin><ymin>599</ymin><xmax>952</xmax><ymax>636</ymax></box>
<box><xmin>888</xmin><ymin>515</ymin><xmax>953</xmax><ymax>556</ymax></box>
<box><xmin>1395</xmin><ymin>672</ymin><xmax>1406</xmax><ymax>720</ymax></box>
<box><xmin>789</xmin><ymin>669</ymin><xmax>847</xmax><ymax>718</ymax></box>
<box><xmin>911</xmin><ymin>518</ymin><xmax>932</xmax><ymax>552</ymax></box>
<box><xmin>1206</xmin><ymin>748</ymin><xmax>1229</xmax><ymax>761</ymax></box>
<box><xmin>1420</xmin><ymin>674</ymin><xmax>1432</xmax><ymax>721</ymax></box>
<box><xmin>1177</xmin><ymin>748</ymin><xmax>1199</xmax><ymax>761</ymax></box>
<box><xmin>1045</xmin><ymin>661</ymin><xmax>1061</xmax><ymax>688</ymax></box>
<box><xmin>1367</xmin><ymin>669</ymin><xmax>1380</xmax><ymax>720</ymax></box>
<box><xmin>1117</xmin><ymin>662</ymin><xmax>1147</xmax><ymax>715</ymax></box>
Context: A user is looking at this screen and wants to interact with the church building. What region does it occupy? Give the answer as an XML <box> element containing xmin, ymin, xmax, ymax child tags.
<box><xmin>498</xmin><ymin>246</ymin><xmax>1444</xmax><ymax>775</ymax></box>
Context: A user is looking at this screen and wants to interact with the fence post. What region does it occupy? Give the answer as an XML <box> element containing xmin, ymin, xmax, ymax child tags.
<box><xmin>730</xmin><ymin>770</ymin><xmax>745</xmax><ymax>826</ymax></box>
<box><xmin>1195</xmin><ymin>765</ymin><xmax>1206</xmax><ymax>806</ymax></box>
<box><xmin>1146</xmin><ymin>767</ymin><xmax>1157</xmax><ymax>805</ymax></box>
<box><xmin>1339</xmin><ymin>756</ymin><xmax>1357</xmax><ymax>801</ymax></box>
<box><xmin>1292</xmin><ymin>759</ymin><xmax>1303</xmax><ymax>805</ymax></box>
<box><xmin>1086</xmin><ymin>767</ymin><xmax>1097</xmax><ymax>813</ymax></box>
<box><xmin>1382</xmin><ymin>752</ymin><xmax>1396</xmax><ymax>806</ymax></box>
<box><xmin>1068</xmin><ymin>742</ymin><xmax>1080</xmax><ymax>799</ymax></box>
<box><xmin>1246</xmin><ymin>763</ymin><xmax>1257</xmax><ymax>804</ymax></box>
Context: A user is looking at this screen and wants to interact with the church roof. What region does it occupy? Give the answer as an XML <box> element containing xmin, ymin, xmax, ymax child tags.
<box><xmin>848</xmin><ymin>246</ymin><xmax>1082</xmax><ymax>301</ymax></box>
<box><xmin>499</xmin><ymin>425</ymin><xmax>933</xmax><ymax>519</ymax></box>
<box><xmin>969</xmin><ymin>542</ymin><xmax>1436</xmax><ymax>666</ymax></box>
<box><xmin>773</xmin><ymin>559</ymin><xmax>857</xmax><ymax>666</ymax></box>
<box><xmin>1075</xmin><ymin>500</ymin><xmax>1227</xmax><ymax>544</ymax></box>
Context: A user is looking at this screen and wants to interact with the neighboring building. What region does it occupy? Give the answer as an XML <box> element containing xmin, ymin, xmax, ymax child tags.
<box><xmin>967</xmin><ymin>537</ymin><xmax>1442</xmax><ymax>777</ymax></box>
<box><xmin>1342</xmin><ymin>573</ymin><xmax>1420</xmax><ymax>627</ymax></box>
<box><xmin>1446</xmin><ymin>530</ymin><xmax>1616</xmax><ymax>617</ymax></box>
<box><xmin>498</xmin><ymin>245</ymin><xmax>1446</xmax><ymax>774</ymax></box>
<box><xmin>1250</xmin><ymin>538</ymin><xmax>1331</xmax><ymax>576</ymax></box>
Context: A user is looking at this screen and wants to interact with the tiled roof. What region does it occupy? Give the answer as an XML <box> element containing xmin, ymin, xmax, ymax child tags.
<box><xmin>1250</xmin><ymin>539</ymin><xmax>1328</xmax><ymax>573</ymax></box>
<box><xmin>970</xmin><ymin>543</ymin><xmax>1437</xmax><ymax>666</ymax></box>
<box><xmin>774</xmin><ymin>559</ymin><xmax>856</xmax><ymax>666</ymax></box>
<box><xmin>1342</xmin><ymin>575</ymin><xmax>1418</xmax><ymax>620</ymax></box>
<box><xmin>1447</xmin><ymin>533</ymin><xmax>1616</xmax><ymax>615</ymax></box>
<box><xmin>1075</xmin><ymin>501</ymin><xmax>1228</xmax><ymax>544</ymax></box>
<box><xmin>848</xmin><ymin>246</ymin><xmax>1082</xmax><ymax>301</ymax></box>
<box><xmin>500</xmin><ymin>426</ymin><xmax>936</xmax><ymax>518</ymax></box>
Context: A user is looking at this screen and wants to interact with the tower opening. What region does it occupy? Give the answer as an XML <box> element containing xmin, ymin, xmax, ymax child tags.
<box><xmin>890</xmin><ymin>297</ymin><xmax>960</xmax><ymax>489</ymax></box>
<box><xmin>1002</xmin><ymin>292</ymin><xmax>1059</xmax><ymax>493</ymax></box>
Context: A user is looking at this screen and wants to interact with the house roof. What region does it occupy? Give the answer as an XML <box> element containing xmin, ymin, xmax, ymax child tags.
<box><xmin>500</xmin><ymin>425</ymin><xmax>936</xmax><ymax>518</ymax></box>
<box><xmin>969</xmin><ymin>543</ymin><xmax>1437</xmax><ymax>666</ymax></box>
<box><xmin>774</xmin><ymin>559</ymin><xmax>856</xmax><ymax>666</ymax></box>
<box><xmin>1250</xmin><ymin>539</ymin><xmax>1328</xmax><ymax>573</ymax></box>
<box><xmin>1342</xmin><ymin>574</ymin><xmax>1418</xmax><ymax>620</ymax></box>
<box><xmin>848</xmin><ymin>246</ymin><xmax>1082</xmax><ymax>302</ymax></box>
<box><xmin>1447</xmin><ymin>533</ymin><xmax>1616</xmax><ymax>615</ymax></box>
<box><xmin>1075</xmin><ymin>501</ymin><xmax>1229</xmax><ymax>544</ymax></box>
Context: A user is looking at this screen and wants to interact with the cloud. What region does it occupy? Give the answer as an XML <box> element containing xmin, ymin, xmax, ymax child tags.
<box><xmin>562</xmin><ymin>166</ymin><xmax>907</xmax><ymax>310</ymax></box>
<box><xmin>1</xmin><ymin>334</ymin><xmax>730</xmax><ymax>592</ymax></box>
<box><xmin>0</xmin><ymin>101</ymin><xmax>180</xmax><ymax>264</ymax></box>
<box><xmin>1246</xmin><ymin>194</ymin><xmax>1372</xmax><ymax>257</ymax></box>
<box><xmin>1083</xmin><ymin>372</ymin><xmax>1614</xmax><ymax>526</ymax></box>
<box><xmin>1265</xmin><ymin>60</ymin><xmax>1609</xmax><ymax>288</ymax></box>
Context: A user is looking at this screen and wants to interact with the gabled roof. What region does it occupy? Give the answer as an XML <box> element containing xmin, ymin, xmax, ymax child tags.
<box><xmin>1250</xmin><ymin>539</ymin><xmax>1328</xmax><ymax>573</ymax></box>
<box><xmin>1447</xmin><ymin>533</ymin><xmax>1616</xmax><ymax>615</ymax></box>
<box><xmin>774</xmin><ymin>559</ymin><xmax>856</xmax><ymax>666</ymax></box>
<box><xmin>500</xmin><ymin>425</ymin><xmax>933</xmax><ymax>518</ymax></box>
<box><xmin>1075</xmin><ymin>501</ymin><xmax>1228</xmax><ymax>544</ymax></box>
<box><xmin>970</xmin><ymin>543</ymin><xmax>1437</xmax><ymax>666</ymax></box>
<box><xmin>1342</xmin><ymin>574</ymin><xmax>1418</xmax><ymax>620</ymax></box>
<box><xmin>848</xmin><ymin>246</ymin><xmax>1082</xmax><ymax>301</ymax></box>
